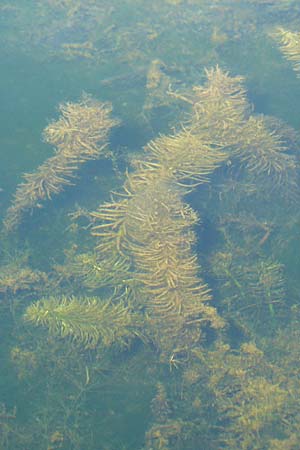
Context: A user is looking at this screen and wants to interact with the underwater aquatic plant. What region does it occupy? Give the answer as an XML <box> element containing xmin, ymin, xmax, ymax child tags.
<box><xmin>169</xmin><ymin>66</ymin><xmax>251</xmax><ymax>147</ymax></box>
<box><xmin>274</xmin><ymin>27</ymin><xmax>300</xmax><ymax>76</ymax></box>
<box><xmin>0</xmin><ymin>262</ymin><xmax>48</xmax><ymax>296</ymax></box>
<box><xmin>4</xmin><ymin>94</ymin><xmax>119</xmax><ymax>232</ymax></box>
<box><xmin>24</xmin><ymin>295</ymin><xmax>138</xmax><ymax>349</ymax></box>
<box><xmin>62</xmin><ymin>251</ymin><xmax>131</xmax><ymax>291</ymax></box>
<box><xmin>90</xmin><ymin>66</ymin><xmax>297</xmax><ymax>357</ymax></box>
<box><xmin>235</xmin><ymin>115</ymin><xmax>298</xmax><ymax>189</ymax></box>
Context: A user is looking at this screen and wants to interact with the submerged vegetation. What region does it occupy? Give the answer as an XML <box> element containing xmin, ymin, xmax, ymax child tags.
<box><xmin>3</xmin><ymin>94</ymin><xmax>119</xmax><ymax>232</ymax></box>
<box><xmin>24</xmin><ymin>295</ymin><xmax>138</xmax><ymax>348</ymax></box>
<box><xmin>1</xmin><ymin>1</ymin><xmax>300</xmax><ymax>449</ymax></box>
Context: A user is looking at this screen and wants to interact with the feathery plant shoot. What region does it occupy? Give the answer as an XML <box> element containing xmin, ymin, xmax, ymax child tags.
<box><xmin>24</xmin><ymin>296</ymin><xmax>137</xmax><ymax>348</ymax></box>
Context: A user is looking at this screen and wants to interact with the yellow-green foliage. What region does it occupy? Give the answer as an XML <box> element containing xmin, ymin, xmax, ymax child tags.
<box><xmin>139</xmin><ymin>130</ymin><xmax>226</xmax><ymax>189</ymax></box>
<box><xmin>10</xmin><ymin>347</ymin><xmax>38</xmax><ymax>380</ymax></box>
<box><xmin>210</xmin><ymin>246</ymin><xmax>286</xmax><ymax>328</ymax></box>
<box><xmin>123</xmin><ymin>184</ymin><xmax>224</xmax><ymax>350</ymax></box>
<box><xmin>246</xmin><ymin>258</ymin><xmax>285</xmax><ymax>304</ymax></box>
<box><xmin>23</xmin><ymin>67</ymin><xmax>295</xmax><ymax>360</ymax></box>
<box><xmin>0</xmin><ymin>262</ymin><xmax>48</xmax><ymax>295</ymax></box>
<box><xmin>194</xmin><ymin>342</ymin><xmax>289</xmax><ymax>449</ymax></box>
<box><xmin>173</xmin><ymin>67</ymin><xmax>297</xmax><ymax>189</ymax></box>
<box><xmin>151</xmin><ymin>382</ymin><xmax>171</xmax><ymax>423</ymax></box>
<box><xmin>90</xmin><ymin>68</ymin><xmax>246</xmax><ymax>353</ymax></box>
<box><xmin>171</xmin><ymin>66</ymin><xmax>250</xmax><ymax>146</ymax></box>
<box><xmin>4</xmin><ymin>94</ymin><xmax>119</xmax><ymax>232</ymax></box>
<box><xmin>24</xmin><ymin>295</ymin><xmax>137</xmax><ymax>348</ymax></box>
<box><xmin>145</xmin><ymin>420</ymin><xmax>182</xmax><ymax>450</ymax></box>
<box><xmin>236</xmin><ymin>115</ymin><xmax>297</xmax><ymax>187</ymax></box>
<box><xmin>92</xmin><ymin>179</ymin><xmax>224</xmax><ymax>357</ymax></box>
<box><xmin>90</xmin><ymin>66</ymin><xmax>296</xmax><ymax>357</ymax></box>
<box><xmin>274</xmin><ymin>27</ymin><xmax>300</xmax><ymax>76</ymax></box>
<box><xmin>61</xmin><ymin>251</ymin><xmax>131</xmax><ymax>291</ymax></box>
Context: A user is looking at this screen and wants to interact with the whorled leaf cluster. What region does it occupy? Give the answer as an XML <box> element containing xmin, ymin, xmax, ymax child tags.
<box><xmin>47</xmin><ymin>66</ymin><xmax>298</xmax><ymax>360</ymax></box>
<box><xmin>189</xmin><ymin>341</ymin><xmax>292</xmax><ymax>449</ymax></box>
<box><xmin>24</xmin><ymin>295</ymin><xmax>138</xmax><ymax>349</ymax></box>
<box><xmin>274</xmin><ymin>27</ymin><xmax>300</xmax><ymax>76</ymax></box>
<box><xmin>24</xmin><ymin>67</ymin><xmax>298</xmax><ymax>364</ymax></box>
<box><xmin>88</xmin><ymin>70</ymin><xmax>243</xmax><ymax>356</ymax></box>
<box><xmin>235</xmin><ymin>115</ymin><xmax>298</xmax><ymax>190</ymax></box>
<box><xmin>4</xmin><ymin>93</ymin><xmax>119</xmax><ymax>232</ymax></box>
<box><xmin>0</xmin><ymin>262</ymin><xmax>48</xmax><ymax>296</ymax></box>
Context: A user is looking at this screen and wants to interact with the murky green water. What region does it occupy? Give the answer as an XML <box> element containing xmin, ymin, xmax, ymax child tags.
<box><xmin>1</xmin><ymin>1</ymin><xmax>300</xmax><ymax>449</ymax></box>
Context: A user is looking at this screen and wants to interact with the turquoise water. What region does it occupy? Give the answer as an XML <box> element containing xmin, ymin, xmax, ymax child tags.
<box><xmin>1</xmin><ymin>1</ymin><xmax>300</xmax><ymax>449</ymax></box>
